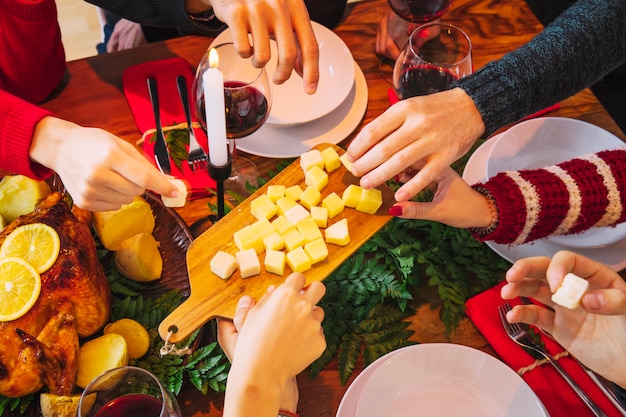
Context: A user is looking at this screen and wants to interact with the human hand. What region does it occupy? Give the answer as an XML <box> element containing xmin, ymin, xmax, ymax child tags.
<box><xmin>106</xmin><ymin>19</ymin><xmax>147</xmax><ymax>52</ymax></box>
<box><xmin>375</xmin><ymin>11</ymin><xmax>410</xmax><ymax>60</ymax></box>
<box><xmin>209</xmin><ymin>0</ymin><xmax>319</xmax><ymax>93</ymax></box>
<box><xmin>501</xmin><ymin>251</ymin><xmax>626</xmax><ymax>388</ymax></box>
<box><xmin>29</xmin><ymin>117</ymin><xmax>178</xmax><ymax>211</ymax></box>
<box><xmin>346</xmin><ymin>87</ymin><xmax>485</xmax><ymax>202</ymax></box>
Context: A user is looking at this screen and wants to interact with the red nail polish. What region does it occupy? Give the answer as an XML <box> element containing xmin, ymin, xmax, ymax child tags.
<box><xmin>389</xmin><ymin>205</ymin><xmax>403</xmax><ymax>216</ymax></box>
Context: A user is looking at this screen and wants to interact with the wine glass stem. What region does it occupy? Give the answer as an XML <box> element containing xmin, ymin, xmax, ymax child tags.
<box><xmin>228</xmin><ymin>139</ymin><xmax>238</xmax><ymax>178</ymax></box>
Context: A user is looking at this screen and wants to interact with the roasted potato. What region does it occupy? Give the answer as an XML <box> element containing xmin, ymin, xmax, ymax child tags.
<box><xmin>92</xmin><ymin>196</ymin><xmax>155</xmax><ymax>250</ymax></box>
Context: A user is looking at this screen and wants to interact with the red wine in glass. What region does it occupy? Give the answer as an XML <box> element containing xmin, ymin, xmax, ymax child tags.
<box><xmin>396</xmin><ymin>64</ymin><xmax>457</xmax><ymax>98</ymax></box>
<box><xmin>93</xmin><ymin>393</ymin><xmax>162</xmax><ymax>417</ymax></box>
<box><xmin>388</xmin><ymin>0</ymin><xmax>452</xmax><ymax>23</ymax></box>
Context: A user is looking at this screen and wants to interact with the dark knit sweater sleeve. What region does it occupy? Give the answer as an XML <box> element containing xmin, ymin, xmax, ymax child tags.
<box><xmin>453</xmin><ymin>0</ymin><xmax>626</xmax><ymax>136</ymax></box>
<box><xmin>470</xmin><ymin>148</ymin><xmax>626</xmax><ymax>245</ymax></box>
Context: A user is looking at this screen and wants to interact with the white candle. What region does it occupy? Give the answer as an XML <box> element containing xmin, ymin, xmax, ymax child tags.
<box><xmin>203</xmin><ymin>48</ymin><xmax>229</xmax><ymax>167</ymax></box>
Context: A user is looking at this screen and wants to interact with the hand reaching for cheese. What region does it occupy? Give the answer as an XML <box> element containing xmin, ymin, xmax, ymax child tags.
<box><xmin>500</xmin><ymin>250</ymin><xmax>626</xmax><ymax>389</ymax></box>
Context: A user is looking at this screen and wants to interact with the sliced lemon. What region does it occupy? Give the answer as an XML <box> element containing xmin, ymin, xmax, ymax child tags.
<box><xmin>0</xmin><ymin>257</ymin><xmax>41</xmax><ymax>321</ymax></box>
<box><xmin>103</xmin><ymin>318</ymin><xmax>151</xmax><ymax>359</ymax></box>
<box><xmin>0</xmin><ymin>223</ymin><xmax>60</xmax><ymax>273</ymax></box>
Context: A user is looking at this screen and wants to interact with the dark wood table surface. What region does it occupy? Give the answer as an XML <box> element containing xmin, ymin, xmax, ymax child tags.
<box><xmin>41</xmin><ymin>0</ymin><xmax>625</xmax><ymax>415</ymax></box>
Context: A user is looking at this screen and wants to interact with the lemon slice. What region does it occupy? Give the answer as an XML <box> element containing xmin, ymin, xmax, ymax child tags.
<box><xmin>0</xmin><ymin>257</ymin><xmax>41</xmax><ymax>321</ymax></box>
<box><xmin>0</xmin><ymin>223</ymin><xmax>60</xmax><ymax>273</ymax></box>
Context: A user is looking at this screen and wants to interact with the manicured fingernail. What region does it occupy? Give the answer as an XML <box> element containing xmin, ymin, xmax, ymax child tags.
<box><xmin>389</xmin><ymin>205</ymin><xmax>403</xmax><ymax>216</ymax></box>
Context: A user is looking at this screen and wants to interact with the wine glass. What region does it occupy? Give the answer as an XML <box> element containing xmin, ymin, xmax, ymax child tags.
<box><xmin>193</xmin><ymin>42</ymin><xmax>272</xmax><ymax>197</ymax></box>
<box><xmin>387</xmin><ymin>0</ymin><xmax>452</xmax><ymax>24</ymax></box>
<box><xmin>393</xmin><ymin>22</ymin><xmax>472</xmax><ymax>99</ymax></box>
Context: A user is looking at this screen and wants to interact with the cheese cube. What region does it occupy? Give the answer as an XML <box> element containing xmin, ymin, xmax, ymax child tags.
<box><xmin>266</xmin><ymin>185</ymin><xmax>285</xmax><ymax>203</ymax></box>
<box><xmin>210</xmin><ymin>251</ymin><xmax>236</xmax><ymax>279</ymax></box>
<box><xmin>284</xmin><ymin>204</ymin><xmax>310</xmax><ymax>225</ymax></box>
<box><xmin>325</xmin><ymin>218</ymin><xmax>350</xmax><ymax>246</ymax></box>
<box><xmin>300</xmin><ymin>149</ymin><xmax>325</xmax><ymax>172</ymax></box>
<box><xmin>304</xmin><ymin>238</ymin><xmax>328</xmax><ymax>264</ymax></box>
<box><xmin>233</xmin><ymin>225</ymin><xmax>264</xmax><ymax>254</ymax></box>
<box><xmin>299</xmin><ymin>186</ymin><xmax>321</xmax><ymax>210</ymax></box>
<box><xmin>322</xmin><ymin>192</ymin><xmax>345</xmax><ymax>218</ymax></box>
<box><xmin>235</xmin><ymin>248</ymin><xmax>261</xmax><ymax>278</ymax></box>
<box><xmin>310</xmin><ymin>206</ymin><xmax>328</xmax><ymax>228</ymax></box>
<box><xmin>251</xmin><ymin>218</ymin><xmax>275</xmax><ymax>237</ymax></box>
<box><xmin>320</xmin><ymin>147</ymin><xmax>341</xmax><ymax>172</ymax></box>
<box><xmin>283</xmin><ymin>228</ymin><xmax>306</xmax><ymax>251</ymax></box>
<box><xmin>272</xmin><ymin>215</ymin><xmax>295</xmax><ymax>235</ymax></box>
<box><xmin>264</xmin><ymin>249</ymin><xmax>286</xmax><ymax>275</ymax></box>
<box><xmin>296</xmin><ymin>217</ymin><xmax>323</xmax><ymax>244</ymax></box>
<box><xmin>342</xmin><ymin>184</ymin><xmax>362</xmax><ymax>208</ymax></box>
<box><xmin>340</xmin><ymin>154</ymin><xmax>356</xmax><ymax>175</ymax></box>
<box><xmin>305</xmin><ymin>165</ymin><xmax>328</xmax><ymax>191</ymax></box>
<box><xmin>276</xmin><ymin>196</ymin><xmax>298</xmax><ymax>216</ymax></box>
<box><xmin>286</xmin><ymin>247</ymin><xmax>312</xmax><ymax>273</ymax></box>
<box><xmin>262</xmin><ymin>231</ymin><xmax>285</xmax><ymax>251</ymax></box>
<box><xmin>250</xmin><ymin>194</ymin><xmax>277</xmax><ymax>220</ymax></box>
<box><xmin>161</xmin><ymin>178</ymin><xmax>188</xmax><ymax>208</ymax></box>
<box><xmin>284</xmin><ymin>184</ymin><xmax>303</xmax><ymax>201</ymax></box>
<box><xmin>356</xmin><ymin>188</ymin><xmax>383</xmax><ymax>214</ymax></box>
<box><xmin>551</xmin><ymin>273</ymin><xmax>589</xmax><ymax>309</ymax></box>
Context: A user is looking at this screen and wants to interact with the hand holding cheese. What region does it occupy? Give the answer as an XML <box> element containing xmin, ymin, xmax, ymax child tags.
<box><xmin>551</xmin><ymin>272</ymin><xmax>589</xmax><ymax>309</ymax></box>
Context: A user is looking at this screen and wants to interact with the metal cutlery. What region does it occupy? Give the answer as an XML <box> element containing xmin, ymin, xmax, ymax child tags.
<box><xmin>498</xmin><ymin>302</ymin><xmax>608</xmax><ymax>417</ymax></box>
<box><xmin>176</xmin><ymin>75</ymin><xmax>207</xmax><ymax>173</ymax></box>
<box><xmin>147</xmin><ymin>77</ymin><xmax>171</xmax><ymax>175</ymax></box>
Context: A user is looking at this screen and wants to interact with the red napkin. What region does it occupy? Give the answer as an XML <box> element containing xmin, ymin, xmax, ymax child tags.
<box><xmin>466</xmin><ymin>282</ymin><xmax>622</xmax><ymax>417</ymax></box>
<box><xmin>122</xmin><ymin>57</ymin><xmax>216</xmax><ymax>199</ymax></box>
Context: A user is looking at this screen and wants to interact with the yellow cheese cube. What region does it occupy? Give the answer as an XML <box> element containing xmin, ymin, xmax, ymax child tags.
<box><xmin>296</xmin><ymin>217</ymin><xmax>323</xmax><ymax>244</ymax></box>
<box><xmin>304</xmin><ymin>238</ymin><xmax>328</xmax><ymax>264</ymax></box>
<box><xmin>356</xmin><ymin>188</ymin><xmax>383</xmax><ymax>214</ymax></box>
<box><xmin>300</xmin><ymin>149</ymin><xmax>325</xmax><ymax>172</ymax></box>
<box><xmin>299</xmin><ymin>186</ymin><xmax>321</xmax><ymax>210</ymax></box>
<box><xmin>320</xmin><ymin>147</ymin><xmax>341</xmax><ymax>172</ymax></box>
<box><xmin>284</xmin><ymin>184</ymin><xmax>303</xmax><ymax>201</ymax></box>
<box><xmin>272</xmin><ymin>215</ymin><xmax>295</xmax><ymax>235</ymax></box>
<box><xmin>276</xmin><ymin>196</ymin><xmax>298</xmax><ymax>216</ymax></box>
<box><xmin>233</xmin><ymin>225</ymin><xmax>264</xmax><ymax>254</ymax></box>
<box><xmin>210</xmin><ymin>251</ymin><xmax>236</xmax><ymax>279</ymax></box>
<box><xmin>235</xmin><ymin>248</ymin><xmax>261</xmax><ymax>278</ymax></box>
<box><xmin>342</xmin><ymin>184</ymin><xmax>362</xmax><ymax>208</ymax></box>
<box><xmin>262</xmin><ymin>231</ymin><xmax>285</xmax><ymax>251</ymax></box>
<box><xmin>251</xmin><ymin>218</ymin><xmax>275</xmax><ymax>237</ymax></box>
<box><xmin>310</xmin><ymin>206</ymin><xmax>328</xmax><ymax>228</ymax></box>
<box><xmin>284</xmin><ymin>204</ymin><xmax>310</xmax><ymax>225</ymax></box>
<box><xmin>283</xmin><ymin>227</ymin><xmax>306</xmax><ymax>251</ymax></box>
<box><xmin>305</xmin><ymin>165</ymin><xmax>329</xmax><ymax>191</ymax></box>
<box><xmin>340</xmin><ymin>154</ymin><xmax>356</xmax><ymax>175</ymax></box>
<box><xmin>325</xmin><ymin>218</ymin><xmax>350</xmax><ymax>246</ymax></box>
<box><xmin>286</xmin><ymin>247</ymin><xmax>312</xmax><ymax>273</ymax></box>
<box><xmin>266</xmin><ymin>185</ymin><xmax>285</xmax><ymax>203</ymax></box>
<box><xmin>250</xmin><ymin>194</ymin><xmax>277</xmax><ymax>220</ymax></box>
<box><xmin>264</xmin><ymin>249</ymin><xmax>286</xmax><ymax>275</ymax></box>
<box><xmin>322</xmin><ymin>192</ymin><xmax>345</xmax><ymax>218</ymax></box>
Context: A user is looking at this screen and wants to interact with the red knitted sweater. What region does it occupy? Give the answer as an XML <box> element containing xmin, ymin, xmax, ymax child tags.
<box><xmin>0</xmin><ymin>0</ymin><xmax>65</xmax><ymax>179</ymax></box>
<box><xmin>471</xmin><ymin>148</ymin><xmax>626</xmax><ymax>245</ymax></box>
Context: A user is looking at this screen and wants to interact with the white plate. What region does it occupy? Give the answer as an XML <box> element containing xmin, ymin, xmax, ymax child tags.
<box><xmin>486</xmin><ymin>117</ymin><xmax>626</xmax><ymax>248</ymax></box>
<box><xmin>354</xmin><ymin>344</ymin><xmax>548</xmax><ymax>417</ymax></box>
<box><xmin>463</xmin><ymin>136</ymin><xmax>626</xmax><ymax>271</ymax></box>
<box><xmin>211</xmin><ymin>21</ymin><xmax>355</xmax><ymax>126</ymax></box>
<box><xmin>236</xmin><ymin>61</ymin><xmax>367</xmax><ymax>158</ymax></box>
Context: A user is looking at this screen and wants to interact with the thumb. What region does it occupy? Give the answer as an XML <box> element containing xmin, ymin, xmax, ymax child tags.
<box><xmin>582</xmin><ymin>289</ymin><xmax>626</xmax><ymax>315</ymax></box>
<box><xmin>233</xmin><ymin>295</ymin><xmax>255</xmax><ymax>332</ymax></box>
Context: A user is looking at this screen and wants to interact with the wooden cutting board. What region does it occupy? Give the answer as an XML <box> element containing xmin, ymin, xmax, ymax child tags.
<box><xmin>159</xmin><ymin>143</ymin><xmax>396</xmax><ymax>343</ymax></box>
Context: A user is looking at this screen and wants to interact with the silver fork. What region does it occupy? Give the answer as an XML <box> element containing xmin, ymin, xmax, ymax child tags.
<box><xmin>176</xmin><ymin>75</ymin><xmax>207</xmax><ymax>173</ymax></box>
<box><xmin>498</xmin><ymin>302</ymin><xmax>607</xmax><ymax>417</ymax></box>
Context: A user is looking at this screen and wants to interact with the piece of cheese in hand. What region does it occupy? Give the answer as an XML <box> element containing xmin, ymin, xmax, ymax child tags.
<box><xmin>551</xmin><ymin>273</ymin><xmax>589</xmax><ymax>309</ymax></box>
<box><xmin>161</xmin><ymin>179</ymin><xmax>188</xmax><ymax>207</ymax></box>
<box><xmin>210</xmin><ymin>251</ymin><xmax>237</xmax><ymax>279</ymax></box>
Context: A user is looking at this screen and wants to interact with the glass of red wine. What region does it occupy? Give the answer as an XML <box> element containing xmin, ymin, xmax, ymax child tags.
<box><xmin>392</xmin><ymin>22</ymin><xmax>472</xmax><ymax>99</ymax></box>
<box><xmin>388</xmin><ymin>0</ymin><xmax>452</xmax><ymax>24</ymax></box>
<box><xmin>76</xmin><ymin>366</ymin><xmax>182</xmax><ymax>417</ymax></box>
<box><xmin>193</xmin><ymin>42</ymin><xmax>272</xmax><ymax>197</ymax></box>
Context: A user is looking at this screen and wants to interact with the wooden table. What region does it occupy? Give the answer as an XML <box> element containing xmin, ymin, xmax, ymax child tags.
<box><xmin>41</xmin><ymin>0</ymin><xmax>625</xmax><ymax>416</ymax></box>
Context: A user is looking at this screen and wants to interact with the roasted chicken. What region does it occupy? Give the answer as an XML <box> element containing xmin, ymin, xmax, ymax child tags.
<box><xmin>0</xmin><ymin>193</ymin><xmax>111</xmax><ymax>398</ymax></box>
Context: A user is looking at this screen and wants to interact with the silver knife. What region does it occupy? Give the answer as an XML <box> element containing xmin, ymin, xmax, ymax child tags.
<box><xmin>147</xmin><ymin>77</ymin><xmax>171</xmax><ymax>175</ymax></box>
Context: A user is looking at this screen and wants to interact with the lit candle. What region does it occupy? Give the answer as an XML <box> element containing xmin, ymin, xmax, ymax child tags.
<box><xmin>203</xmin><ymin>48</ymin><xmax>229</xmax><ymax>167</ymax></box>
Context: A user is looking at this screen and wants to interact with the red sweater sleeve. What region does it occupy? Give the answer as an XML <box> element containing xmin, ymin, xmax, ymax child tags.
<box><xmin>471</xmin><ymin>148</ymin><xmax>626</xmax><ymax>245</ymax></box>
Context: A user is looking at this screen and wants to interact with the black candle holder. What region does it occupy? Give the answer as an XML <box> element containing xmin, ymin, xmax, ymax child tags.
<box><xmin>208</xmin><ymin>157</ymin><xmax>232</xmax><ymax>219</ymax></box>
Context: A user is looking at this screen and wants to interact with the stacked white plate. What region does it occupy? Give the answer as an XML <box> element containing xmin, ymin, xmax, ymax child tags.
<box><xmin>210</xmin><ymin>22</ymin><xmax>368</xmax><ymax>158</ymax></box>
<box><xmin>462</xmin><ymin>117</ymin><xmax>626</xmax><ymax>270</ymax></box>
<box><xmin>337</xmin><ymin>343</ymin><xmax>549</xmax><ymax>417</ymax></box>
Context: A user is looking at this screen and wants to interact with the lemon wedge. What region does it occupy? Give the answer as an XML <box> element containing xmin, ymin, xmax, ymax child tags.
<box><xmin>0</xmin><ymin>257</ymin><xmax>41</xmax><ymax>321</ymax></box>
<box><xmin>0</xmin><ymin>223</ymin><xmax>61</xmax><ymax>273</ymax></box>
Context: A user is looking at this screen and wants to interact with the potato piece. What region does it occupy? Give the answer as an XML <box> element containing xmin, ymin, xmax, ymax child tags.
<box><xmin>40</xmin><ymin>393</ymin><xmax>95</xmax><ymax>417</ymax></box>
<box><xmin>76</xmin><ymin>333</ymin><xmax>128</xmax><ymax>389</ymax></box>
<box><xmin>0</xmin><ymin>175</ymin><xmax>51</xmax><ymax>223</ymax></box>
<box><xmin>103</xmin><ymin>318</ymin><xmax>151</xmax><ymax>359</ymax></box>
<box><xmin>114</xmin><ymin>233</ymin><xmax>162</xmax><ymax>282</ymax></box>
<box><xmin>92</xmin><ymin>196</ymin><xmax>155</xmax><ymax>250</ymax></box>
<box><xmin>551</xmin><ymin>273</ymin><xmax>589</xmax><ymax>309</ymax></box>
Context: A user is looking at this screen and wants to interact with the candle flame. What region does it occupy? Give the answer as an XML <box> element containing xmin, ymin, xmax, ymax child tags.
<box><xmin>208</xmin><ymin>48</ymin><xmax>219</xmax><ymax>68</ymax></box>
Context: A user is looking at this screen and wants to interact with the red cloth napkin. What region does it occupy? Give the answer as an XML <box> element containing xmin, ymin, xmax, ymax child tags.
<box><xmin>122</xmin><ymin>57</ymin><xmax>216</xmax><ymax>199</ymax></box>
<box><xmin>466</xmin><ymin>282</ymin><xmax>622</xmax><ymax>417</ymax></box>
